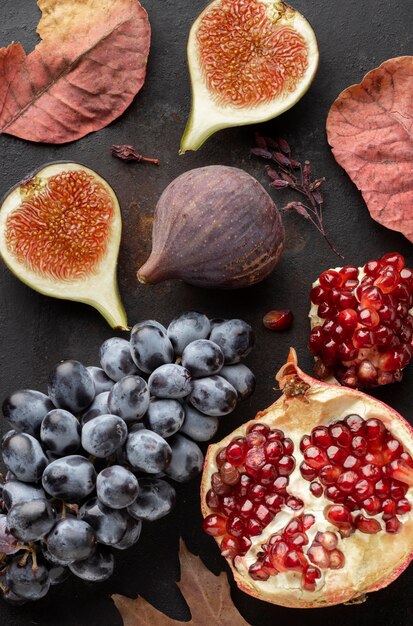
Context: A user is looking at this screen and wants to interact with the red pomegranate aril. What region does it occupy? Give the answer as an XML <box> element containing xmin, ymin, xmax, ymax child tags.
<box><xmin>400</xmin><ymin>452</ymin><xmax>413</xmax><ymax>467</ymax></box>
<box><xmin>234</xmin><ymin>474</ymin><xmax>253</xmax><ymax>497</ymax></box>
<box><xmin>337</xmin><ymin>291</ymin><xmax>358</xmax><ymax>310</ymax></box>
<box><xmin>283</xmin><ymin>438</ymin><xmax>294</xmax><ymax>455</ymax></box>
<box><xmin>220</xmin><ymin>462</ymin><xmax>240</xmax><ymax>486</ymax></box>
<box><xmin>386</xmin><ymin>459</ymin><xmax>413</xmax><ymax>486</ymax></box>
<box><xmin>338</xmin><ymin>341</ymin><xmax>358</xmax><ymax>361</ymax></box>
<box><xmin>310</xmin><ymin>285</ymin><xmax>327</xmax><ymax>305</ymax></box>
<box><xmin>400</xmin><ymin>267</ymin><xmax>413</xmax><ymax>284</ymax></box>
<box><xmin>246</xmin><ymin>431</ymin><xmax>266</xmax><ymax>448</ymax></box>
<box><xmin>340</xmin><ymin>266</ymin><xmax>359</xmax><ymax>281</ymax></box>
<box><xmin>267</xmin><ymin>428</ymin><xmax>284</xmax><ymax>442</ymax></box>
<box><xmin>248</xmin><ymin>562</ymin><xmax>270</xmax><ymax>581</ymax></box>
<box><xmin>264</xmin><ymin>440</ymin><xmax>283</xmax><ymax>462</ymax></box>
<box><xmin>248</xmin><ymin>484</ymin><xmax>266</xmax><ymax>503</ymax></box>
<box><xmin>358</xmin><ymin>307</ymin><xmax>380</xmax><ymax>328</ymax></box>
<box><xmin>345</xmin><ymin>414</ymin><xmax>366</xmax><ymax>434</ymax></box>
<box><xmin>357</xmin><ymin>360</ymin><xmax>378</xmax><ymax>385</ymax></box>
<box><xmin>304</xmin><ymin>446</ymin><xmax>329</xmax><ymax>469</ymax></box>
<box><xmin>325</xmin><ymin>504</ymin><xmax>352</xmax><ymax>525</ymax></box>
<box><xmin>284</xmin><ymin>518</ymin><xmax>303</xmax><ymax>536</ymax></box>
<box><xmin>303</xmin><ymin>566</ymin><xmax>321</xmax><ymax>591</ymax></box>
<box><xmin>393</xmin><ymin>283</ymin><xmax>411</xmax><ymax>302</ymax></box>
<box><xmin>399</xmin><ymin>324</ymin><xmax>412</xmax><ymax>343</ymax></box>
<box><xmin>351</xmin><ymin>436</ymin><xmax>368</xmax><ymax>457</ymax></box>
<box><xmin>365</xmin><ymin>450</ymin><xmax>384</xmax><ymax>465</ymax></box>
<box><xmin>329</xmin><ymin>550</ymin><xmax>345</xmax><ymax>569</ymax></box>
<box><xmin>381</xmin><ymin>252</ymin><xmax>405</xmax><ymax>271</ymax></box>
<box><xmin>382</xmin><ymin>499</ymin><xmax>396</xmax><ymax>517</ymax></box>
<box><xmin>238</xmin><ymin>498</ymin><xmax>255</xmax><ymax>519</ymax></box>
<box><xmin>245</xmin><ymin>447</ymin><xmax>266</xmax><ymax>476</ymax></box>
<box><xmin>260</xmin><ymin>553</ymin><xmax>278</xmax><ymax>576</ymax></box>
<box><xmin>359</xmin><ymin>286</ymin><xmax>383</xmax><ymax>310</ymax></box>
<box><xmin>311</xmin><ymin>426</ymin><xmax>332</xmax><ymax>448</ymax></box>
<box><xmin>290</xmin><ymin>532</ymin><xmax>309</xmax><ymax>548</ymax></box>
<box><xmin>300</xmin><ymin>435</ymin><xmax>312</xmax><ymax>452</ymax></box>
<box><xmin>362</xmin><ymin>496</ymin><xmax>382</xmax><ymax>515</ymax></box>
<box><xmin>221</xmin><ymin>495</ymin><xmax>237</xmax><ymax>515</ymax></box>
<box><xmin>396</xmin><ymin>499</ymin><xmax>411</xmax><ymax>515</ymax></box>
<box><xmin>337</xmin><ymin>308</ymin><xmax>358</xmax><ymax>332</ymax></box>
<box><xmin>365</xmin><ymin>418</ymin><xmax>386</xmax><ymax>442</ymax></box>
<box><xmin>342</xmin><ymin>279</ymin><xmax>359</xmax><ymax>291</ymax></box>
<box><xmin>389</xmin><ymin>480</ymin><xmax>408</xmax><ymax>500</ymax></box>
<box><xmin>329</xmin><ymin>423</ymin><xmax>352</xmax><ymax>448</ymax></box>
<box><xmin>269</xmin><ymin>540</ymin><xmax>289</xmax><ymax>571</ymax></box>
<box><xmin>319</xmin><ymin>464</ymin><xmax>341</xmax><ymax>485</ymax></box>
<box><xmin>380</xmin><ymin>346</ymin><xmax>411</xmax><ymax>371</ymax></box>
<box><xmin>215</xmin><ymin>448</ymin><xmax>227</xmax><ymax>468</ymax></box>
<box><xmin>220</xmin><ymin>535</ymin><xmax>240</xmax><ymax>559</ymax></box>
<box><xmin>342</xmin><ymin>455</ymin><xmax>360</xmax><ymax>471</ymax></box>
<box><xmin>206</xmin><ymin>489</ymin><xmax>221</xmax><ymax>511</ymax></box>
<box><xmin>265</xmin><ymin>494</ymin><xmax>284</xmax><ymax>512</ymax></box>
<box><xmin>355</xmin><ymin>514</ymin><xmax>381</xmax><ymax>534</ymax></box>
<box><xmin>286</xmin><ymin>496</ymin><xmax>304</xmax><ymax>511</ymax></box>
<box><xmin>375</xmin><ymin>325</ymin><xmax>393</xmax><ymax>347</ymax></box>
<box><xmin>337</xmin><ymin>470</ymin><xmax>358</xmax><ymax>493</ymax></box>
<box><xmin>326</xmin><ymin>445</ymin><xmax>347</xmax><ymax>465</ymax></box>
<box><xmin>278</xmin><ymin>455</ymin><xmax>296</xmax><ymax>476</ymax></box>
<box><xmin>309</xmin><ymin>326</ymin><xmax>324</xmax><ymax>353</ymax></box>
<box><xmin>315</xmin><ymin>531</ymin><xmax>338</xmax><ymax>551</ymax></box>
<box><xmin>310</xmin><ymin>482</ymin><xmax>323</xmax><ymax>497</ymax></box>
<box><xmin>254</xmin><ymin>504</ymin><xmax>273</xmax><ymax>526</ymax></box>
<box><xmin>225</xmin><ymin>438</ymin><xmax>247</xmax><ymax>466</ymax></box>
<box><xmin>226</xmin><ymin>515</ymin><xmax>245</xmax><ymax>538</ymax></box>
<box><xmin>263</xmin><ymin>309</ymin><xmax>294</xmax><ymax>331</ymax></box>
<box><xmin>318</xmin><ymin>302</ymin><xmax>337</xmax><ymax>320</ymax></box>
<box><xmin>203</xmin><ymin>514</ymin><xmax>227</xmax><ymax>536</ymax></box>
<box><xmin>300</xmin><ymin>461</ymin><xmax>318</xmax><ymax>481</ymax></box>
<box><xmin>364</xmin><ymin>260</ymin><xmax>382</xmax><ymax>276</ymax></box>
<box><xmin>247</xmin><ymin>423</ymin><xmax>271</xmax><ymax>436</ymax></box>
<box><xmin>307</xmin><ymin>544</ymin><xmax>330</xmax><ymax>568</ymax></box>
<box><xmin>354</xmin><ymin>479</ymin><xmax>374</xmax><ymax>499</ymax></box>
<box><xmin>320</xmin><ymin>338</ymin><xmax>338</xmax><ymax>364</ymax></box>
<box><xmin>319</xmin><ymin>270</ymin><xmax>342</xmax><ymax>289</ymax></box>
<box><xmin>338</xmin><ymin>523</ymin><xmax>355</xmax><ymax>538</ymax></box>
<box><xmin>325</xmin><ymin>486</ymin><xmax>346</xmax><ymax>503</ymax></box>
<box><xmin>375</xmin><ymin>267</ymin><xmax>399</xmax><ymax>294</ymax></box>
<box><xmin>353</xmin><ymin>328</ymin><xmax>375</xmax><ymax>349</ymax></box>
<box><xmin>375</xmin><ymin>479</ymin><xmax>391</xmax><ymax>498</ymax></box>
<box><xmin>385</xmin><ymin>516</ymin><xmax>401</xmax><ymax>533</ymax></box>
<box><xmin>397</xmin><ymin>303</ymin><xmax>410</xmax><ymax>319</ymax></box>
<box><xmin>344</xmin><ymin>495</ymin><xmax>359</xmax><ymax>511</ymax></box>
<box><xmin>211</xmin><ymin>472</ymin><xmax>232</xmax><ymax>496</ymax></box>
<box><xmin>259</xmin><ymin>464</ymin><xmax>278</xmax><ymax>486</ymax></box>
<box><xmin>238</xmin><ymin>535</ymin><xmax>252</xmax><ymax>554</ymax></box>
<box><xmin>284</xmin><ymin>550</ymin><xmax>305</xmax><ymax>571</ymax></box>
<box><xmin>383</xmin><ymin>438</ymin><xmax>403</xmax><ymax>463</ymax></box>
<box><xmin>272</xmin><ymin>476</ymin><xmax>289</xmax><ymax>494</ymax></box>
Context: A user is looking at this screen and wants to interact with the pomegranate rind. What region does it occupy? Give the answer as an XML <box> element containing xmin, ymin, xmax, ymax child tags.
<box><xmin>0</xmin><ymin>162</ymin><xmax>128</xmax><ymax>329</ymax></box>
<box><xmin>180</xmin><ymin>0</ymin><xmax>319</xmax><ymax>153</ymax></box>
<box><xmin>201</xmin><ymin>349</ymin><xmax>413</xmax><ymax>608</ymax></box>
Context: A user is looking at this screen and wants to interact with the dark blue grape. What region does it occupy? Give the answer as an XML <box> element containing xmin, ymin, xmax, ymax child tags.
<box><xmin>42</xmin><ymin>455</ymin><xmax>96</xmax><ymax>501</ymax></box>
<box><xmin>81</xmin><ymin>414</ymin><xmax>127</xmax><ymax>458</ymax></box>
<box><xmin>209</xmin><ymin>319</ymin><xmax>255</xmax><ymax>363</ymax></box>
<box><xmin>164</xmin><ymin>434</ymin><xmax>204</xmax><ymax>483</ymax></box>
<box><xmin>1</xmin><ymin>586</ymin><xmax>27</xmax><ymax>605</ymax></box>
<box><xmin>48</xmin><ymin>564</ymin><xmax>70</xmax><ymax>586</ymax></box>
<box><xmin>148</xmin><ymin>364</ymin><xmax>192</xmax><ymax>398</ymax></box>
<box><xmin>6</xmin><ymin>555</ymin><xmax>50</xmax><ymax>600</ymax></box>
<box><xmin>2</xmin><ymin>480</ymin><xmax>46</xmax><ymax>510</ymax></box>
<box><xmin>40</xmin><ymin>409</ymin><xmax>81</xmax><ymax>454</ymax></box>
<box><xmin>96</xmin><ymin>466</ymin><xmax>139</xmax><ymax>509</ymax></box>
<box><xmin>127</xmin><ymin>478</ymin><xmax>175</xmax><ymax>521</ymax></box>
<box><xmin>167</xmin><ymin>312</ymin><xmax>210</xmax><ymax>355</ymax></box>
<box><xmin>126</xmin><ymin>429</ymin><xmax>171</xmax><ymax>474</ymax></box>
<box><xmin>220</xmin><ymin>364</ymin><xmax>256</xmax><ymax>400</ymax></box>
<box><xmin>7</xmin><ymin>499</ymin><xmax>56</xmax><ymax>542</ymax></box>
<box><xmin>2</xmin><ymin>390</ymin><xmax>54</xmax><ymax>436</ymax></box>
<box><xmin>113</xmin><ymin>516</ymin><xmax>142</xmax><ymax>550</ymax></box>
<box><xmin>48</xmin><ymin>360</ymin><xmax>95</xmax><ymax>413</ymax></box>
<box><xmin>144</xmin><ymin>399</ymin><xmax>184</xmax><ymax>438</ymax></box>
<box><xmin>182</xmin><ymin>339</ymin><xmax>224</xmax><ymax>377</ymax></box>
<box><xmin>1</xmin><ymin>431</ymin><xmax>48</xmax><ymax>482</ymax></box>
<box><xmin>209</xmin><ymin>318</ymin><xmax>227</xmax><ymax>331</ymax></box>
<box><xmin>180</xmin><ymin>404</ymin><xmax>219</xmax><ymax>442</ymax></box>
<box><xmin>189</xmin><ymin>376</ymin><xmax>237</xmax><ymax>416</ymax></box>
<box><xmin>133</xmin><ymin>320</ymin><xmax>166</xmax><ymax>333</ymax></box>
<box><xmin>130</xmin><ymin>324</ymin><xmax>174</xmax><ymax>373</ymax></box>
<box><xmin>99</xmin><ymin>337</ymin><xmax>139</xmax><ymax>382</ymax></box>
<box><xmin>0</xmin><ymin>514</ymin><xmax>20</xmax><ymax>554</ymax></box>
<box><xmin>79</xmin><ymin>498</ymin><xmax>127</xmax><ymax>545</ymax></box>
<box><xmin>108</xmin><ymin>375</ymin><xmax>149</xmax><ymax>422</ymax></box>
<box><xmin>46</xmin><ymin>518</ymin><xmax>95</xmax><ymax>564</ymax></box>
<box><xmin>69</xmin><ymin>546</ymin><xmax>114</xmax><ymax>581</ymax></box>
<box><xmin>87</xmin><ymin>366</ymin><xmax>115</xmax><ymax>394</ymax></box>
<box><xmin>81</xmin><ymin>391</ymin><xmax>110</xmax><ymax>425</ymax></box>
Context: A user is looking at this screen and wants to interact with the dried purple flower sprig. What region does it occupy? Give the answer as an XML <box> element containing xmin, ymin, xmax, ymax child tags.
<box><xmin>111</xmin><ymin>144</ymin><xmax>160</xmax><ymax>165</ymax></box>
<box><xmin>251</xmin><ymin>133</ymin><xmax>342</xmax><ymax>258</ymax></box>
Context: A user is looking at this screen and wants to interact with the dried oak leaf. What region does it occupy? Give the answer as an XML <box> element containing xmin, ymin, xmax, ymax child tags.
<box><xmin>0</xmin><ymin>0</ymin><xmax>150</xmax><ymax>143</ymax></box>
<box><xmin>326</xmin><ymin>56</ymin><xmax>413</xmax><ymax>243</ymax></box>
<box><xmin>112</xmin><ymin>539</ymin><xmax>250</xmax><ymax>626</ymax></box>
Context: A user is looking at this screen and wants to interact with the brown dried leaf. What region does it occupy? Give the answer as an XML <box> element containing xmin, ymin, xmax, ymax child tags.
<box><xmin>0</xmin><ymin>0</ymin><xmax>150</xmax><ymax>143</ymax></box>
<box><xmin>112</xmin><ymin>539</ymin><xmax>250</xmax><ymax>626</ymax></box>
<box><xmin>326</xmin><ymin>56</ymin><xmax>413</xmax><ymax>243</ymax></box>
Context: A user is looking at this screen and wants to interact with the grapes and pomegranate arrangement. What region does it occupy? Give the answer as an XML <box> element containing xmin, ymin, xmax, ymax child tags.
<box><xmin>201</xmin><ymin>351</ymin><xmax>413</xmax><ymax>607</ymax></box>
<box><xmin>0</xmin><ymin>313</ymin><xmax>255</xmax><ymax>604</ymax></box>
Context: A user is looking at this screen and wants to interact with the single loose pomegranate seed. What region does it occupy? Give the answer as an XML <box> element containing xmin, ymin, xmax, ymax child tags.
<box><xmin>329</xmin><ymin>549</ymin><xmax>345</xmax><ymax>569</ymax></box>
<box><xmin>385</xmin><ymin>516</ymin><xmax>401</xmax><ymax>533</ymax></box>
<box><xmin>386</xmin><ymin>459</ymin><xmax>413</xmax><ymax>486</ymax></box>
<box><xmin>304</xmin><ymin>446</ymin><xmax>329</xmax><ymax>469</ymax></box>
<box><xmin>263</xmin><ymin>310</ymin><xmax>294</xmax><ymax>331</ymax></box>
<box><xmin>325</xmin><ymin>504</ymin><xmax>352</xmax><ymax>525</ymax></box>
<box><xmin>226</xmin><ymin>438</ymin><xmax>247</xmax><ymax>466</ymax></box>
<box><xmin>329</xmin><ymin>423</ymin><xmax>352</xmax><ymax>448</ymax></box>
<box><xmin>220</xmin><ymin>462</ymin><xmax>240</xmax><ymax>486</ymax></box>
<box><xmin>220</xmin><ymin>535</ymin><xmax>240</xmax><ymax>559</ymax></box>
<box><xmin>206</xmin><ymin>490</ymin><xmax>221</xmax><ymax>511</ymax></box>
<box><xmin>310</xmin><ymin>482</ymin><xmax>323</xmax><ymax>497</ymax></box>
<box><xmin>203</xmin><ymin>514</ymin><xmax>227</xmax><ymax>536</ymax></box>
<box><xmin>355</xmin><ymin>514</ymin><xmax>381</xmax><ymax>534</ymax></box>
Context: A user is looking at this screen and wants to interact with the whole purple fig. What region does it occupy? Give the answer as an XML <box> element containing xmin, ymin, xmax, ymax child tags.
<box><xmin>137</xmin><ymin>166</ymin><xmax>284</xmax><ymax>289</ymax></box>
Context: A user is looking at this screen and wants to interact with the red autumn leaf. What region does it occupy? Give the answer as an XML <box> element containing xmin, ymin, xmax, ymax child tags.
<box><xmin>326</xmin><ymin>56</ymin><xmax>413</xmax><ymax>244</ymax></box>
<box><xmin>0</xmin><ymin>0</ymin><xmax>151</xmax><ymax>144</ymax></box>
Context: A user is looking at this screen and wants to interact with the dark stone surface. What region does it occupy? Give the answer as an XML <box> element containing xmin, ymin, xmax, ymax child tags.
<box><xmin>0</xmin><ymin>0</ymin><xmax>412</xmax><ymax>624</ymax></box>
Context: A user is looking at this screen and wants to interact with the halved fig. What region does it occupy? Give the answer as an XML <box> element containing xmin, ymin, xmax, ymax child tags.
<box><xmin>180</xmin><ymin>0</ymin><xmax>319</xmax><ymax>153</ymax></box>
<box><xmin>201</xmin><ymin>349</ymin><xmax>413</xmax><ymax>608</ymax></box>
<box><xmin>0</xmin><ymin>162</ymin><xmax>127</xmax><ymax>329</ymax></box>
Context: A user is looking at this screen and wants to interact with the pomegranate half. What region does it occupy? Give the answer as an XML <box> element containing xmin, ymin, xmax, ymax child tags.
<box><xmin>201</xmin><ymin>350</ymin><xmax>413</xmax><ymax>607</ymax></box>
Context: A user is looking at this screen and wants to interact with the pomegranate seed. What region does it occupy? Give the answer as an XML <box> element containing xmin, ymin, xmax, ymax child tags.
<box><xmin>246</xmin><ymin>431</ymin><xmax>266</xmax><ymax>448</ymax></box>
<box><xmin>319</xmin><ymin>464</ymin><xmax>341</xmax><ymax>485</ymax></box>
<box><xmin>211</xmin><ymin>472</ymin><xmax>231</xmax><ymax>496</ymax></box>
<box><xmin>254</xmin><ymin>504</ymin><xmax>273</xmax><ymax>526</ymax></box>
<box><xmin>311</xmin><ymin>286</ymin><xmax>327</xmax><ymax>304</ymax></box>
<box><xmin>338</xmin><ymin>523</ymin><xmax>355</xmax><ymax>538</ymax></box>
<box><xmin>396</xmin><ymin>499</ymin><xmax>411</xmax><ymax>515</ymax></box>
<box><xmin>325</xmin><ymin>485</ymin><xmax>345</xmax><ymax>503</ymax></box>
<box><xmin>265</xmin><ymin>494</ymin><xmax>284</xmax><ymax>512</ymax></box>
<box><xmin>357</xmin><ymin>360</ymin><xmax>378</xmax><ymax>385</ymax></box>
<box><xmin>315</xmin><ymin>531</ymin><xmax>338</xmax><ymax>551</ymax></box>
<box><xmin>380</xmin><ymin>346</ymin><xmax>411</xmax><ymax>371</ymax></box>
<box><xmin>220</xmin><ymin>462</ymin><xmax>240</xmax><ymax>486</ymax></box>
<box><xmin>304</xmin><ymin>446</ymin><xmax>328</xmax><ymax>469</ymax></box>
<box><xmin>239</xmin><ymin>536</ymin><xmax>252</xmax><ymax>554</ymax></box>
<box><xmin>248</xmin><ymin>484</ymin><xmax>266</xmax><ymax>503</ymax></box>
<box><xmin>386</xmin><ymin>459</ymin><xmax>413</xmax><ymax>486</ymax></box>
<box><xmin>359</xmin><ymin>285</ymin><xmax>383</xmax><ymax>310</ymax></box>
<box><xmin>329</xmin><ymin>549</ymin><xmax>345</xmax><ymax>569</ymax></box>
<box><xmin>339</xmin><ymin>266</ymin><xmax>359</xmax><ymax>281</ymax></box>
<box><xmin>221</xmin><ymin>496</ymin><xmax>237</xmax><ymax>515</ymax></box>
<box><xmin>300</xmin><ymin>435</ymin><xmax>312</xmax><ymax>452</ymax></box>
<box><xmin>397</xmin><ymin>303</ymin><xmax>410</xmax><ymax>319</ymax></box>
<box><xmin>259</xmin><ymin>464</ymin><xmax>278</xmax><ymax>486</ymax></box>
<box><xmin>215</xmin><ymin>448</ymin><xmax>227</xmax><ymax>467</ymax></box>
<box><xmin>264</xmin><ymin>440</ymin><xmax>283</xmax><ymax>462</ymax></box>
<box><xmin>226</xmin><ymin>438</ymin><xmax>247</xmax><ymax>466</ymax></box>
<box><xmin>263</xmin><ymin>310</ymin><xmax>294</xmax><ymax>331</ymax></box>
<box><xmin>286</xmin><ymin>496</ymin><xmax>304</xmax><ymax>511</ymax></box>
<box><xmin>220</xmin><ymin>535</ymin><xmax>240</xmax><ymax>559</ymax></box>
<box><xmin>383</xmin><ymin>438</ymin><xmax>403</xmax><ymax>463</ymax></box>
<box><xmin>358</xmin><ymin>307</ymin><xmax>380</xmax><ymax>328</ymax></box>
<box><xmin>226</xmin><ymin>514</ymin><xmax>246</xmax><ymax>538</ymax></box>
<box><xmin>326</xmin><ymin>445</ymin><xmax>347</xmax><ymax>465</ymax></box>
<box><xmin>337</xmin><ymin>291</ymin><xmax>358</xmax><ymax>310</ymax></box>
<box><xmin>354</xmin><ymin>478</ymin><xmax>374</xmax><ymax>499</ymax></box>
<box><xmin>393</xmin><ymin>283</ymin><xmax>411</xmax><ymax>302</ymax></box>
<box><xmin>325</xmin><ymin>504</ymin><xmax>352</xmax><ymax>525</ymax></box>
<box><xmin>381</xmin><ymin>252</ymin><xmax>405</xmax><ymax>271</ymax></box>
<box><xmin>382</xmin><ymin>499</ymin><xmax>396</xmax><ymax>518</ymax></box>
<box><xmin>389</xmin><ymin>480</ymin><xmax>408</xmax><ymax>500</ymax></box>
<box><xmin>310</xmin><ymin>482</ymin><xmax>323</xmax><ymax>497</ymax></box>
<box><xmin>400</xmin><ymin>452</ymin><xmax>413</xmax><ymax>466</ymax></box>
<box><xmin>284</xmin><ymin>519</ymin><xmax>302</xmax><ymax>536</ymax></box>
<box><xmin>343</xmin><ymin>279</ymin><xmax>359</xmax><ymax>290</ymax></box>
<box><xmin>206</xmin><ymin>490</ymin><xmax>221</xmax><ymax>511</ymax></box>
<box><xmin>300</xmin><ymin>461</ymin><xmax>318</xmax><ymax>481</ymax></box>
<box><xmin>307</xmin><ymin>544</ymin><xmax>330</xmax><ymax>568</ymax></box>
<box><xmin>399</xmin><ymin>323</ymin><xmax>412</xmax><ymax>342</ymax></box>
<box><xmin>238</xmin><ymin>498</ymin><xmax>254</xmax><ymax>518</ymax></box>
<box><xmin>378</xmin><ymin>304</ymin><xmax>397</xmax><ymax>324</ymax></box>
<box><xmin>247</xmin><ymin>423</ymin><xmax>270</xmax><ymax>436</ymax></box>
<box><xmin>318</xmin><ymin>302</ymin><xmax>337</xmax><ymax>320</ymax></box>
<box><xmin>365</xmin><ymin>450</ymin><xmax>384</xmax><ymax>465</ymax></box>
<box><xmin>345</xmin><ymin>414</ymin><xmax>366</xmax><ymax>434</ymax></box>
<box><xmin>309</xmin><ymin>326</ymin><xmax>324</xmax><ymax>353</ymax></box>
<box><xmin>245</xmin><ymin>447</ymin><xmax>266</xmax><ymax>476</ymax></box>
<box><xmin>329</xmin><ymin>423</ymin><xmax>352</xmax><ymax>448</ymax></box>
<box><xmin>283</xmin><ymin>438</ymin><xmax>294</xmax><ymax>455</ymax></box>
<box><xmin>267</xmin><ymin>429</ymin><xmax>284</xmax><ymax>442</ymax></box>
<box><xmin>311</xmin><ymin>426</ymin><xmax>333</xmax><ymax>448</ymax></box>
<box><xmin>364</xmin><ymin>260</ymin><xmax>382</xmax><ymax>276</ymax></box>
<box><xmin>385</xmin><ymin>516</ymin><xmax>401</xmax><ymax>533</ymax></box>
<box><xmin>365</xmin><ymin>418</ymin><xmax>386</xmax><ymax>442</ymax></box>
<box><xmin>362</xmin><ymin>496</ymin><xmax>382</xmax><ymax>515</ymax></box>
<box><xmin>337</xmin><ymin>470</ymin><xmax>358</xmax><ymax>493</ymax></box>
<box><xmin>351</xmin><ymin>436</ymin><xmax>368</xmax><ymax>457</ymax></box>
<box><xmin>290</xmin><ymin>532</ymin><xmax>309</xmax><ymax>548</ymax></box>
<box><xmin>375</xmin><ymin>325</ymin><xmax>393</xmax><ymax>347</ymax></box>
<box><xmin>355</xmin><ymin>514</ymin><xmax>381</xmax><ymax>534</ymax></box>
<box><xmin>270</xmin><ymin>540</ymin><xmax>289</xmax><ymax>571</ymax></box>
<box><xmin>278</xmin><ymin>455</ymin><xmax>295</xmax><ymax>476</ymax></box>
<box><xmin>338</xmin><ymin>341</ymin><xmax>358</xmax><ymax>361</ymax></box>
<box><xmin>302</xmin><ymin>565</ymin><xmax>321</xmax><ymax>591</ymax></box>
<box><xmin>261</xmin><ymin>553</ymin><xmax>278</xmax><ymax>576</ymax></box>
<box><xmin>320</xmin><ymin>337</ymin><xmax>338</xmax><ymax>364</ymax></box>
<box><xmin>284</xmin><ymin>550</ymin><xmax>305</xmax><ymax>571</ymax></box>
<box><xmin>302</xmin><ymin>514</ymin><xmax>315</xmax><ymax>530</ymax></box>
<box><xmin>400</xmin><ymin>267</ymin><xmax>413</xmax><ymax>284</ymax></box>
<box><xmin>353</xmin><ymin>327</ymin><xmax>375</xmax><ymax>349</ymax></box>
<box><xmin>375</xmin><ymin>479</ymin><xmax>391</xmax><ymax>498</ymax></box>
<box><xmin>203</xmin><ymin>514</ymin><xmax>227</xmax><ymax>536</ymax></box>
<box><xmin>345</xmin><ymin>495</ymin><xmax>359</xmax><ymax>511</ymax></box>
<box><xmin>234</xmin><ymin>474</ymin><xmax>252</xmax><ymax>497</ymax></box>
<box><xmin>342</xmin><ymin>455</ymin><xmax>360</xmax><ymax>471</ymax></box>
<box><xmin>319</xmin><ymin>270</ymin><xmax>342</xmax><ymax>289</ymax></box>
<box><xmin>375</xmin><ymin>267</ymin><xmax>399</xmax><ymax>294</ymax></box>
<box><xmin>272</xmin><ymin>476</ymin><xmax>289</xmax><ymax>494</ymax></box>
<box><xmin>249</xmin><ymin>562</ymin><xmax>270</xmax><ymax>581</ymax></box>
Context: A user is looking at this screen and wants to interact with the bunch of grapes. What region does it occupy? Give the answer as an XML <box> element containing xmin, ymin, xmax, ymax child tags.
<box><xmin>0</xmin><ymin>313</ymin><xmax>255</xmax><ymax>604</ymax></box>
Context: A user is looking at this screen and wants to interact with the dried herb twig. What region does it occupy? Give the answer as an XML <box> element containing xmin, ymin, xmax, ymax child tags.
<box><xmin>251</xmin><ymin>133</ymin><xmax>342</xmax><ymax>258</ymax></box>
<box><xmin>111</xmin><ymin>145</ymin><xmax>160</xmax><ymax>165</ymax></box>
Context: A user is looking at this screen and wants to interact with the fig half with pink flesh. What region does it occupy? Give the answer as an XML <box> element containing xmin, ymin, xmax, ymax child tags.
<box><xmin>0</xmin><ymin>162</ymin><xmax>127</xmax><ymax>329</ymax></box>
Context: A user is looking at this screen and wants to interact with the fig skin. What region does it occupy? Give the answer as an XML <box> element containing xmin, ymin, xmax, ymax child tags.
<box><xmin>137</xmin><ymin>166</ymin><xmax>285</xmax><ymax>289</ymax></box>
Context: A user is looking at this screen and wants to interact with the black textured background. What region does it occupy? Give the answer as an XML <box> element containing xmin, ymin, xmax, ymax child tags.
<box><xmin>1</xmin><ymin>1</ymin><xmax>413</xmax><ymax>624</ymax></box>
